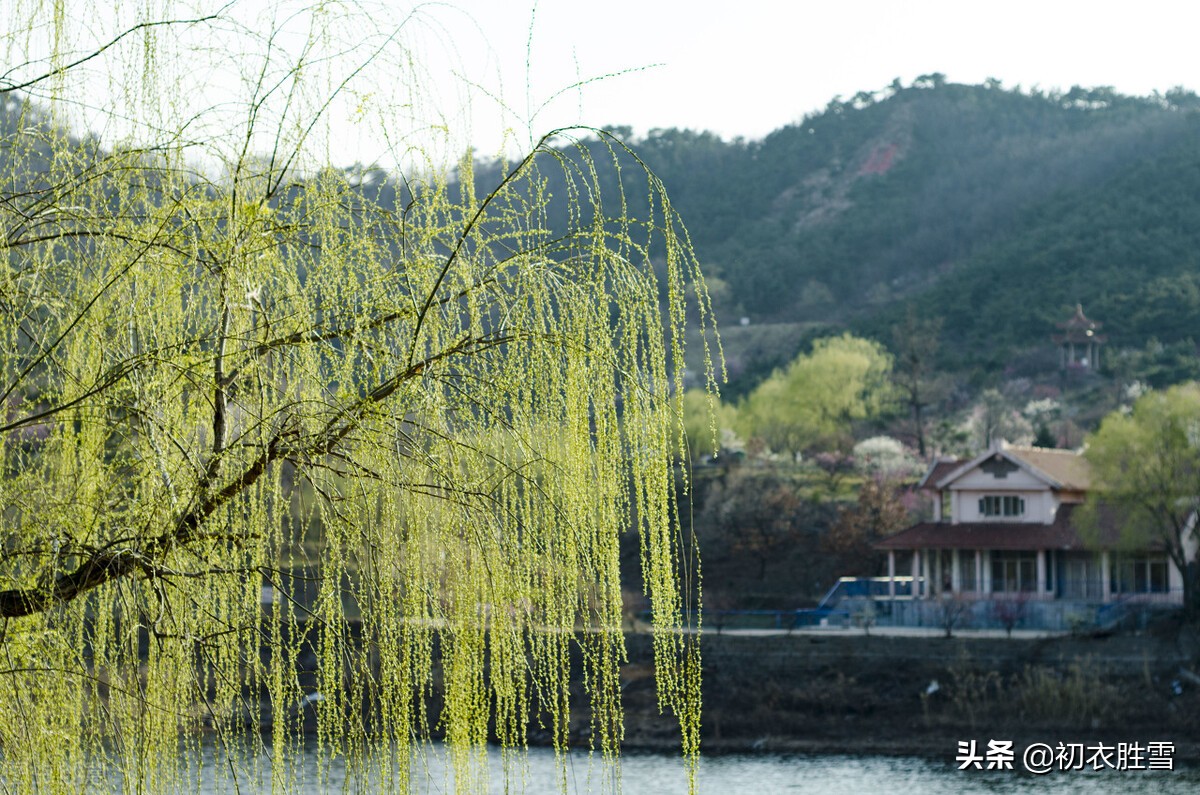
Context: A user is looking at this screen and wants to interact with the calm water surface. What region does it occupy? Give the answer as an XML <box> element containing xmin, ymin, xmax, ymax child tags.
<box><xmin>622</xmin><ymin>751</ymin><xmax>1200</xmax><ymax>795</ymax></box>
<box><xmin>177</xmin><ymin>743</ymin><xmax>1200</xmax><ymax>794</ymax></box>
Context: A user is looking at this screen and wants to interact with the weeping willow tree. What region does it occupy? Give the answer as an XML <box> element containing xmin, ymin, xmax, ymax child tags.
<box><xmin>0</xmin><ymin>2</ymin><xmax>718</xmax><ymax>791</ymax></box>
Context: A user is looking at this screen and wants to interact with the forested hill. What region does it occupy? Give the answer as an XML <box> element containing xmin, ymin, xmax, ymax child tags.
<box><xmin>14</xmin><ymin>79</ymin><xmax>1196</xmax><ymax>391</ymax></box>
<box><xmin>477</xmin><ymin>80</ymin><xmax>1200</xmax><ymax>388</ymax></box>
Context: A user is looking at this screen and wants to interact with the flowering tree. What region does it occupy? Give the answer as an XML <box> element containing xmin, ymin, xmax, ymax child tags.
<box><xmin>0</xmin><ymin>2</ymin><xmax>716</xmax><ymax>791</ymax></box>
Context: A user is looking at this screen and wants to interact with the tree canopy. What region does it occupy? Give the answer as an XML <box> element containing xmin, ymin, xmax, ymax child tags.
<box><xmin>0</xmin><ymin>3</ymin><xmax>715</xmax><ymax>792</ymax></box>
<box><xmin>1083</xmin><ymin>383</ymin><xmax>1200</xmax><ymax>611</ymax></box>
<box><xmin>738</xmin><ymin>333</ymin><xmax>893</xmax><ymax>458</ymax></box>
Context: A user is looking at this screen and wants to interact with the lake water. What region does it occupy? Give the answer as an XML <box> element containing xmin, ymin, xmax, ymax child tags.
<box><xmin>624</xmin><ymin>751</ymin><xmax>1199</xmax><ymax>795</ymax></box>
<box><xmin>170</xmin><ymin>743</ymin><xmax>1200</xmax><ymax>794</ymax></box>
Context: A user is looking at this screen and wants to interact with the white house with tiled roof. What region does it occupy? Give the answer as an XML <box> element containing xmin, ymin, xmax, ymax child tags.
<box><xmin>876</xmin><ymin>441</ymin><xmax>1188</xmax><ymax>610</ymax></box>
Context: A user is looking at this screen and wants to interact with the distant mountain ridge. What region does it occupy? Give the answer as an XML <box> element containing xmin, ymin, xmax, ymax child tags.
<box><xmin>12</xmin><ymin>80</ymin><xmax>1198</xmax><ymax>390</ymax></box>
<box><xmin>552</xmin><ymin>81</ymin><xmax>1200</xmax><ymax>385</ymax></box>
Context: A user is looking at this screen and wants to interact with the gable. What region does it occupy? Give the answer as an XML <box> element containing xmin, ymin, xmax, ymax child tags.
<box><xmin>940</xmin><ymin>447</ymin><xmax>1059</xmax><ymax>492</ymax></box>
<box><xmin>951</xmin><ymin>463</ymin><xmax>1050</xmax><ymax>491</ymax></box>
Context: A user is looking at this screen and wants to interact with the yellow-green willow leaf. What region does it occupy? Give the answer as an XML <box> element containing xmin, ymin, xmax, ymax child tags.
<box><xmin>0</xmin><ymin>3</ymin><xmax>719</xmax><ymax>793</ymax></box>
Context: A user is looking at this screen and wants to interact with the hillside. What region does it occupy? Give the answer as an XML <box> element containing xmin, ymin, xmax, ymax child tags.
<box><xmin>15</xmin><ymin>80</ymin><xmax>1198</xmax><ymax>396</ymax></box>
<box><xmin>493</xmin><ymin>81</ymin><xmax>1200</xmax><ymax>394</ymax></box>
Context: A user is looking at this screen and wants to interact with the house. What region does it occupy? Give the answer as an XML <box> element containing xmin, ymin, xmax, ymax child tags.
<box><xmin>874</xmin><ymin>441</ymin><xmax>1190</xmax><ymax>628</ymax></box>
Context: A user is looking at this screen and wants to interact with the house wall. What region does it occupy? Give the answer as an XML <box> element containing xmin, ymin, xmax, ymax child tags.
<box><xmin>950</xmin><ymin>488</ymin><xmax>1060</xmax><ymax>524</ymax></box>
<box><xmin>1170</xmin><ymin>560</ymin><xmax>1184</xmax><ymax>600</ymax></box>
<box><xmin>1186</xmin><ymin>514</ymin><xmax>1200</xmax><ymax>567</ymax></box>
<box><xmin>948</xmin><ymin>466</ymin><xmax>1061</xmax><ymax>524</ymax></box>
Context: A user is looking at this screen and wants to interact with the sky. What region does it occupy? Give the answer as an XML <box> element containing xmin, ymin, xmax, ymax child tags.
<box><xmin>437</xmin><ymin>0</ymin><xmax>1200</xmax><ymax>151</ymax></box>
<box><xmin>10</xmin><ymin>0</ymin><xmax>1199</xmax><ymax>170</ymax></box>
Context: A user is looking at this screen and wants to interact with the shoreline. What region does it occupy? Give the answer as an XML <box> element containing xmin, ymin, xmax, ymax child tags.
<box><xmin>612</xmin><ymin>627</ymin><xmax>1200</xmax><ymax>763</ymax></box>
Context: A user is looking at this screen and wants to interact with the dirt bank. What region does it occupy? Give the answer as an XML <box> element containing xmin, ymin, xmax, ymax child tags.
<box><xmin>615</xmin><ymin>625</ymin><xmax>1200</xmax><ymax>760</ymax></box>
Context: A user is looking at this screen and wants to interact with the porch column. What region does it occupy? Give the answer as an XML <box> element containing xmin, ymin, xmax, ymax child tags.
<box><xmin>982</xmin><ymin>551</ymin><xmax>992</xmax><ymax>594</ymax></box>
<box><xmin>951</xmin><ymin>550</ymin><xmax>961</xmax><ymax>593</ymax></box>
<box><xmin>1037</xmin><ymin>550</ymin><xmax>1047</xmax><ymax>598</ymax></box>
<box><xmin>932</xmin><ymin>550</ymin><xmax>941</xmax><ymax>597</ymax></box>
<box><xmin>888</xmin><ymin>551</ymin><xmax>896</xmax><ymax>598</ymax></box>
<box><xmin>974</xmin><ymin>551</ymin><xmax>983</xmax><ymax>595</ymax></box>
<box><xmin>913</xmin><ymin>550</ymin><xmax>922</xmax><ymax>599</ymax></box>
<box><xmin>1101</xmin><ymin>552</ymin><xmax>1111</xmax><ymax>602</ymax></box>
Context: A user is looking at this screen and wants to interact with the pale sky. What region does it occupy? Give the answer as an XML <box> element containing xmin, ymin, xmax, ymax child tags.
<box><xmin>11</xmin><ymin>0</ymin><xmax>1198</xmax><ymax>169</ymax></box>
<box><xmin>439</xmin><ymin>0</ymin><xmax>1200</xmax><ymax>150</ymax></box>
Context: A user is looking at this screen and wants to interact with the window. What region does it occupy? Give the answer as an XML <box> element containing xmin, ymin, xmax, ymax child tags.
<box><xmin>991</xmin><ymin>552</ymin><xmax>1037</xmax><ymax>592</ymax></box>
<box><xmin>1111</xmin><ymin>556</ymin><xmax>1170</xmax><ymax>594</ymax></box>
<box><xmin>960</xmin><ymin>552</ymin><xmax>977</xmax><ymax>591</ymax></box>
<box><xmin>979</xmin><ymin>495</ymin><xmax>1025</xmax><ymax>517</ymax></box>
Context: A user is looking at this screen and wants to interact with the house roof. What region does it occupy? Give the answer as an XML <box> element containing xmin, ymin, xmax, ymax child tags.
<box><xmin>933</xmin><ymin>442</ymin><xmax>1091</xmax><ymax>492</ymax></box>
<box><xmin>875</xmin><ymin>503</ymin><xmax>1156</xmax><ymax>552</ymax></box>
<box><xmin>1004</xmin><ymin>445</ymin><xmax>1091</xmax><ymax>491</ymax></box>
<box><xmin>917</xmin><ymin>457</ymin><xmax>963</xmax><ymax>490</ymax></box>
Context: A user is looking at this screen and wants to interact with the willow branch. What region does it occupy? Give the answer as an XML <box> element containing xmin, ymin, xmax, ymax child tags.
<box><xmin>0</xmin><ymin>11</ymin><xmax>228</xmax><ymax>95</ymax></box>
<box><xmin>0</xmin><ymin>331</ymin><xmax>516</xmax><ymax>618</ymax></box>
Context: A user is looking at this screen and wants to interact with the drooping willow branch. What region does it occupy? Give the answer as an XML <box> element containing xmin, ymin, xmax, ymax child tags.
<box><xmin>0</xmin><ymin>11</ymin><xmax>230</xmax><ymax>95</ymax></box>
<box><xmin>0</xmin><ymin>5</ymin><xmax>712</xmax><ymax>792</ymax></box>
<box><xmin>0</xmin><ymin>331</ymin><xmax>516</xmax><ymax>619</ymax></box>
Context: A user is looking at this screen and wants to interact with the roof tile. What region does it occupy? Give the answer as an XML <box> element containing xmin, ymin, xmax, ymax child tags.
<box><xmin>875</xmin><ymin>504</ymin><xmax>1152</xmax><ymax>551</ymax></box>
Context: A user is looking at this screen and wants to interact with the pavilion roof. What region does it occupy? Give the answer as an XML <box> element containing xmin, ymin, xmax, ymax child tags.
<box><xmin>1053</xmin><ymin>304</ymin><xmax>1107</xmax><ymax>345</ymax></box>
<box><xmin>1057</xmin><ymin>303</ymin><xmax>1102</xmax><ymax>331</ymax></box>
